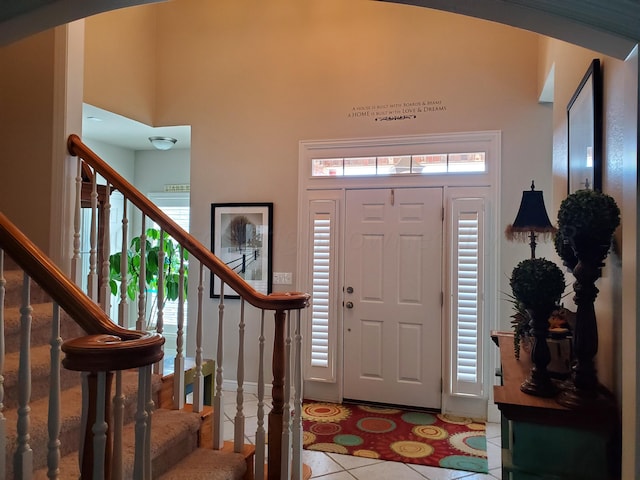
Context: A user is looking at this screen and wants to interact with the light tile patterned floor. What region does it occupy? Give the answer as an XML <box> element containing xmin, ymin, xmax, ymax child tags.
<box><xmin>219</xmin><ymin>391</ymin><xmax>503</xmax><ymax>480</ymax></box>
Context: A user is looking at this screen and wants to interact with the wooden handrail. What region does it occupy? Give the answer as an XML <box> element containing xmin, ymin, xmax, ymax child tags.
<box><xmin>0</xmin><ymin>211</ymin><xmax>164</xmax><ymax>369</ymax></box>
<box><xmin>67</xmin><ymin>134</ymin><xmax>310</xmax><ymax>312</ymax></box>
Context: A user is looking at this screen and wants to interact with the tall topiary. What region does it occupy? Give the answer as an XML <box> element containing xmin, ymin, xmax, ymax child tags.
<box><xmin>510</xmin><ymin>257</ymin><xmax>565</xmax><ymax>397</ymax></box>
<box><xmin>554</xmin><ymin>189</ymin><xmax>620</xmax><ymax>407</ymax></box>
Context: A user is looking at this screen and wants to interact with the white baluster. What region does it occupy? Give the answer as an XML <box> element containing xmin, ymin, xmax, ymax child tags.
<box><xmin>193</xmin><ymin>264</ymin><xmax>204</xmax><ymax>413</ymax></box>
<box><xmin>154</xmin><ymin>228</ymin><xmax>165</xmax><ymax>375</ymax></box>
<box><xmin>137</xmin><ymin>216</ymin><xmax>147</xmax><ymax>331</ymax></box>
<box><xmin>254</xmin><ymin>310</ymin><xmax>266</xmax><ymax>480</ymax></box>
<box><xmin>133</xmin><ymin>366</ymin><xmax>150</xmax><ymax>479</ymax></box>
<box><xmin>234</xmin><ymin>299</ymin><xmax>245</xmax><ymax>453</ymax></box>
<box><xmin>118</xmin><ymin>199</ymin><xmax>129</xmax><ymax>328</ymax></box>
<box><xmin>292</xmin><ymin>309</ymin><xmax>303</xmax><ymax>480</ymax></box>
<box><xmin>91</xmin><ymin>372</ymin><xmax>108</xmax><ymax>480</ymax></box>
<box><xmin>87</xmin><ymin>173</ymin><xmax>98</xmax><ymax>301</ymax></box>
<box><xmin>112</xmin><ymin>200</ymin><xmax>127</xmax><ymax>480</ymax></box>
<box><xmin>156</xmin><ymin>228</ymin><xmax>165</xmax><ymax>331</ymax></box>
<box><xmin>71</xmin><ymin>159</ymin><xmax>82</xmax><ymax>285</ymax></box>
<box><xmin>14</xmin><ymin>273</ymin><xmax>33</xmax><ymax>478</ymax></box>
<box><xmin>173</xmin><ymin>247</ymin><xmax>186</xmax><ymax>410</ymax></box>
<box><xmin>47</xmin><ymin>304</ymin><xmax>62</xmax><ymax>479</ymax></box>
<box><xmin>99</xmin><ymin>184</ymin><xmax>111</xmax><ymax>313</ymax></box>
<box><xmin>0</xmin><ymin>250</ymin><xmax>6</xmax><ymax>478</ymax></box>
<box><xmin>213</xmin><ymin>282</ymin><xmax>225</xmax><ymax>450</ymax></box>
<box><xmin>280</xmin><ymin>311</ymin><xmax>292</xmax><ymax>480</ymax></box>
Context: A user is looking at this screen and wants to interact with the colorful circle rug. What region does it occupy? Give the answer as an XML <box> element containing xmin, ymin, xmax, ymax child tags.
<box><xmin>302</xmin><ymin>401</ymin><xmax>488</xmax><ymax>473</ymax></box>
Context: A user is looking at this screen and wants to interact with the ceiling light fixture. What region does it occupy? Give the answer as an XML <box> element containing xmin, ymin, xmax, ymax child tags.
<box><xmin>149</xmin><ymin>136</ymin><xmax>177</xmax><ymax>151</ymax></box>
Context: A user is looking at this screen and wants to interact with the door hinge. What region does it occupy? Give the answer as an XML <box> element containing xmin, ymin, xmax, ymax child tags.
<box><xmin>440</xmin><ymin>291</ymin><xmax>444</xmax><ymax>307</ymax></box>
<box><xmin>440</xmin><ymin>377</ymin><xmax>443</xmax><ymax>393</ymax></box>
<box><xmin>442</xmin><ymin>206</ymin><xmax>445</xmax><ymax>221</ymax></box>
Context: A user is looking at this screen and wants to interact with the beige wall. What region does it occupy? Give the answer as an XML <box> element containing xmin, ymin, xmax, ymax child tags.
<box><xmin>156</xmin><ymin>0</ymin><xmax>553</xmax><ymax>326</ymax></box>
<box><xmin>0</xmin><ymin>30</ymin><xmax>56</xmax><ymax>251</ymax></box>
<box><xmin>84</xmin><ymin>4</ymin><xmax>158</xmax><ymax>126</ymax></box>
<box><xmin>83</xmin><ymin>0</ymin><xmax>556</xmax><ymax>383</ymax></box>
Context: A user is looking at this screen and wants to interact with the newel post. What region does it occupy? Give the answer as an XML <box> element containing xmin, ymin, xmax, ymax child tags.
<box><xmin>268</xmin><ymin>309</ymin><xmax>286</xmax><ymax>480</ymax></box>
<box><xmin>81</xmin><ymin>371</ymin><xmax>113</xmax><ymax>479</ymax></box>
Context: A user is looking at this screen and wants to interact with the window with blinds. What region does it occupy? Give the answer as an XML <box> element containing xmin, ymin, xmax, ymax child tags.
<box><xmin>306</xmin><ymin>200</ymin><xmax>338</xmax><ymax>382</ymax></box>
<box><xmin>148</xmin><ymin>193</ymin><xmax>190</xmax><ymax>327</ymax></box>
<box><xmin>451</xmin><ymin>197</ymin><xmax>484</xmax><ymax>397</ymax></box>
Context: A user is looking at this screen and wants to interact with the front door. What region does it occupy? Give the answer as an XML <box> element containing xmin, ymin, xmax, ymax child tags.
<box><xmin>343</xmin><ymin>187</ymin><xmax>443</xmax><ymax>409</ymax></box>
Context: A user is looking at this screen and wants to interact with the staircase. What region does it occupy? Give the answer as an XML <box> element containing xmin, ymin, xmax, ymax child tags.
<box><xmin>1</xmin><ymin>255</ymin><xmax>249</xmax><ymax>479</ymax></box>
<box><xmin>0</xmin><ymin>134</ymin><xmax>311</xmax><ymax>479</ymax></box>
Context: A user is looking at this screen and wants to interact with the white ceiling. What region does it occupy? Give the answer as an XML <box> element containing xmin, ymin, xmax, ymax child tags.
<box><xmin>81</xmin><ymin>103</ymin><xmax>191</xmax><ymax>151</ymax></box>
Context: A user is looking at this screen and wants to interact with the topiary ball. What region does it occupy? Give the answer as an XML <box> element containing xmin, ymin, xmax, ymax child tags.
<box><xmin>557</xmin><ymin>189</ymin><xmax>620</xmax><ymax>249</ymax></box>
<box><xmin>510</xmin><ymin>258</ymin><xmax>566</xmax><ymax>313</ymax></box>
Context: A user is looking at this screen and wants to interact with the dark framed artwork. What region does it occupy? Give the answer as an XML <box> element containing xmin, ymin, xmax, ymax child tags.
<box><xmin>210</xmin><ymin>202</ymin><xmax>273</xmax><ymax>298</ymax></box>
<box><xmin>567</xmin><ymin>58</ymin><xmax>602</xmax><ymax>194</ymax></box>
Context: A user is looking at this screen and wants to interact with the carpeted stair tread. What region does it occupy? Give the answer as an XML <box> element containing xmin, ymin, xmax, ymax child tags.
<box><xmin>2</xmin><ymin>343</ymin><xmax>82</xmax><ymax>408</ymax></box>
<box><xmin>5</xmin><ymin>382</ymin><xmax>84</xmax><ymax>479</ymax></box>
<box><xmin>3</xmin><ymin>303</ymin><xmax>84</xmax><ymax>355</ymax></box>
<box><xmin>3</xmin><ymin>268</ymin><xmax>51</xmax><ymax>306</ymax></box>
<box><xmin>157</xmin><ymin>446</ymin><xmax>248</xmax><ymax>480</ymax></box>
<box><xmin>32</xmin><ymin>407</ymin><xmax>205</xmax><ymax>479</ymax></box>
<box><xmin>6</xmin><ymin>370</ymin><xmax>163</xmax><ymax>478</ymax></box>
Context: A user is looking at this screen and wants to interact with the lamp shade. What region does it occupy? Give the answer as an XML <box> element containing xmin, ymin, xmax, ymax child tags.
<box><xmin>511</xmin><ymin>190</ymin><xmax>554</xmax><ymax>231</ymax></box>
<box><xmin>505</xmin><ymin>181</ymin><xmax>557</xmax><ymax>258</ymax></box>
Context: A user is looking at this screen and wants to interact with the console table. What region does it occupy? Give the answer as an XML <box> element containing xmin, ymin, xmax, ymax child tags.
<box><xmin>492</xmin><ymin>331</ymin><xmax>620</xmax><ymax>479</ymax></box>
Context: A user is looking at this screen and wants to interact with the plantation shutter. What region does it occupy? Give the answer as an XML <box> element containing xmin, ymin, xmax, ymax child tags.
<box><xmin>306</xmin><ymin>200</ymin><xmax>338</xmax><ymax>382</ymax></box>
<box><xmin>451</xmin><ymin>196</ymin><xmax>485</xmax><ymax>397</ymax></box>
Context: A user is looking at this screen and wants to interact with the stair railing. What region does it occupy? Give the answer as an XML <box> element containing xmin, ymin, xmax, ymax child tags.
<box><xmin>67</xmin><ymin>134</ymin><xmax>311</xmax><ymax>480</ymax></box>
<box><xmin>0</xmin><ymin>212</ymin><xmax>165</xmax><ymax>479</ymax></box>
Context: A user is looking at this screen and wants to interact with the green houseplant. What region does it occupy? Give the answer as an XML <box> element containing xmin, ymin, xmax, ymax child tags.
<box><xmin>510</xmin><ymin>257</ymin><xmax>565</xmax><ymax>396</ymax></box>
<box><xmin>109</xmin><ymin>228</ymin><xmax>188</xmax><ymax>329</ymax></box>
<box><xmin>503</xmin><ymin>290</ymin><xmax>531</xmax><ymax>360</ymax></box>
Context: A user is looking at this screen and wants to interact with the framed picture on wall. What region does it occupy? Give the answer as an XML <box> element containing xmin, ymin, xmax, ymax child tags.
<box><xmin>567</xmin><ymin>58</ymin><xmax>602</xmax><ymax>194</ymax></box>
<box><xmin>210</xmin><ymin>202</ymin><xmax>273</xmax><ymax>298</ymax></box>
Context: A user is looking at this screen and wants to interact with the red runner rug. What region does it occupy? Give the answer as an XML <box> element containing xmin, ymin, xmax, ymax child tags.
<box><xmin>302</xmin><ymin>401</ymin><xmax>488</xmax><ymax>474</ymax></box>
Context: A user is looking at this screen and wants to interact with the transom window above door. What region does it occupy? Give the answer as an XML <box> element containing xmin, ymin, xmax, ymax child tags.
<box><xmin>311</xmin><ymin>152</ymin><xmax>486</xmax><ymax>177</ymax></box>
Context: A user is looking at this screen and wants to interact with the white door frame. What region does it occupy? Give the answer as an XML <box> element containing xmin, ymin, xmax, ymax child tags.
<box><xmin>297</xmin><ymin>131</ymin><xmax>500</xmax><ymax>418</ymax></box>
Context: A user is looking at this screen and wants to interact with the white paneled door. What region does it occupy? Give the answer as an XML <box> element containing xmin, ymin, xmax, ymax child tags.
<box><xmin>343</xmin><ymin>188</ymin><xmax>443</xmax><ymax>409</ymax></box>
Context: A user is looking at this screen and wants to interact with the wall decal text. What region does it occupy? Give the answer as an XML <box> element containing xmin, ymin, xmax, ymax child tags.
<box><xmin>348</xmin><ymin>100</ymin><xmax>446</xmax><ymax>121</ymax></box>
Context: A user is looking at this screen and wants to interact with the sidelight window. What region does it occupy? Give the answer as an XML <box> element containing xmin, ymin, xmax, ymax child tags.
<box><xmin>306</xmin><ymin>200</ymin><xmax>338</xmax><ymax>382</ymax></box>
<box><xmin>450</xmin><ymin>196</ymin><xmax>485</xmax><ymax>397</ymax></box>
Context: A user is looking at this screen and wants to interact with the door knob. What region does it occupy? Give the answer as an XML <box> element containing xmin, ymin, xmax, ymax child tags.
<box><xmin>345</xmin><ymin>301</ymin><xmax>354</xmax><ymax>309</ymax></box>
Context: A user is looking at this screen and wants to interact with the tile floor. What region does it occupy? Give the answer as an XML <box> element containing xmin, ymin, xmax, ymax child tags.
<box><xmin>219</xmin><ymin>391</ymin><xmax>503</xmax><ymax>480</ymax></box>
